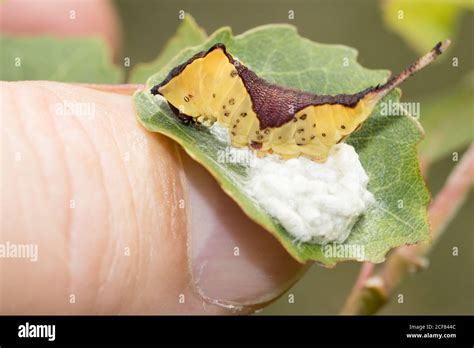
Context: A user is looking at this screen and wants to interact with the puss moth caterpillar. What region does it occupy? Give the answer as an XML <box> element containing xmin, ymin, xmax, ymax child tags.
<box><xmin>151</xmin><ymin>40</ymin><xmax>450</xmax><ymax>162</ymax></box>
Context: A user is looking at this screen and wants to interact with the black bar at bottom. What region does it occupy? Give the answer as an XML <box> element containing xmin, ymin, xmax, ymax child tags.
<box><xmin>0</xmin><ymin>315</ymin><xmax>472</xmax><ymax>345</ymax></box>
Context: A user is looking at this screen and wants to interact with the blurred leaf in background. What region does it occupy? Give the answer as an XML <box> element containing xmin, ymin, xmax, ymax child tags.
<box><xmin>419</xmin><ymin>72</ymin><xmax>474</xmax><ymax>162</ymax></box>
<box><xmin>382</xmin><ymin>0</ymin><xmax>473</xmax><ymax>164</ymax></box>
<box><xmin>0</xmin><ymin>36</ymin><xmax>123</xmax><ymax>83</ymax></box>
<box><xmin>382</xmin><ymin>0</ymin><xmax>473</xmax><ymax>55</ymax></box>
<box><xmin>129</xmin><ymin>15</ymin><xmax>206</xmax><ymax>83</ymax></box>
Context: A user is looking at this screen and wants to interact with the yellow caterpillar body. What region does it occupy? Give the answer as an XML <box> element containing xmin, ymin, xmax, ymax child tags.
<box><xmin>151</xmin><ymin>41</ymin><xmax>449</xmax><ymax>162</ymax></box>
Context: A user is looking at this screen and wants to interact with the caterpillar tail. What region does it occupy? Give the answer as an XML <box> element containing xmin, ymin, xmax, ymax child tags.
<box><xmin>366</xmin><ymin>39</ymin><xmax>451</xmax><ymax>105</ymax></box>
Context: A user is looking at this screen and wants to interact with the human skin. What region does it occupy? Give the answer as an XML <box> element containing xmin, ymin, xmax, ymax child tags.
<box><xmin>0</xmin><ymin>81</ymin><xmax>306</xmax><ymax>314</ymax></box>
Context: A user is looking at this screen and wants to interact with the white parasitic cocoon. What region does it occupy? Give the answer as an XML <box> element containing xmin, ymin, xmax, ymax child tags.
<box><xmin>210</xmin><ymin>123</ymin><xmax>375</xmax><ymax>244</ymax></box>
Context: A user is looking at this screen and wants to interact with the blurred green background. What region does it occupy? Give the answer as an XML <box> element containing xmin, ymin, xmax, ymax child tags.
<box><xmin>2</xmin><ymin>0</ymin><xmax>473</xmax><ymax>314</ymax></box>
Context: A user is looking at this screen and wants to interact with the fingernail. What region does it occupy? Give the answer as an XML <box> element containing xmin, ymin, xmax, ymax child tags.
<box><xmin>181</xmin><ymin>153</ymin><xmax>305</xmax><ymax>306</ymax></box>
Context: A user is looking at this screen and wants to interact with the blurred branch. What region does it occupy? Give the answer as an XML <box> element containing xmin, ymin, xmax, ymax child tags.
<box><xmin>341</xmin><ymin>143</ymin><xmax>474</xmax><ymax>315</ymax></box>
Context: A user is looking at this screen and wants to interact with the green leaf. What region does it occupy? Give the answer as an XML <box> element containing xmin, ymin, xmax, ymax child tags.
<box><xmin>419</xmin><ymin>72</ymin><xmax>474</xmax><ymax>161</ymax></box>
<box><xmin>0</xmin><ymin>35</ymin><xmax>123</xmax><ymax>83</ymax></box>
<box><xmin>133</xmin><ymin>24</ymin><xmax>430</xmax><ymax>266</ymax></box>
<box><xmin>128</xmin><ymin>15</ymin><xmax>207</xmax><ymax>84</ymax></box>
<box><xmin>382</xmin><ymin>0</ymin><xmax>473</xmax><ymax>54</ymax></box>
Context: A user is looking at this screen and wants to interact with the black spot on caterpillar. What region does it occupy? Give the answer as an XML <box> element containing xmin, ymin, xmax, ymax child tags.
<box><xmin>151</xmin><ymin>40</ymin><xmax>450</xmax><ymax>162</ymax></box>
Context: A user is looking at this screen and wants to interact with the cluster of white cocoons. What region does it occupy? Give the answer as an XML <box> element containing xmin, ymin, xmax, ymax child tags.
<box><xmin>210</xmin><ymin>124</ymin><xmax>375</xmax><ymax>244</ymax></box>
